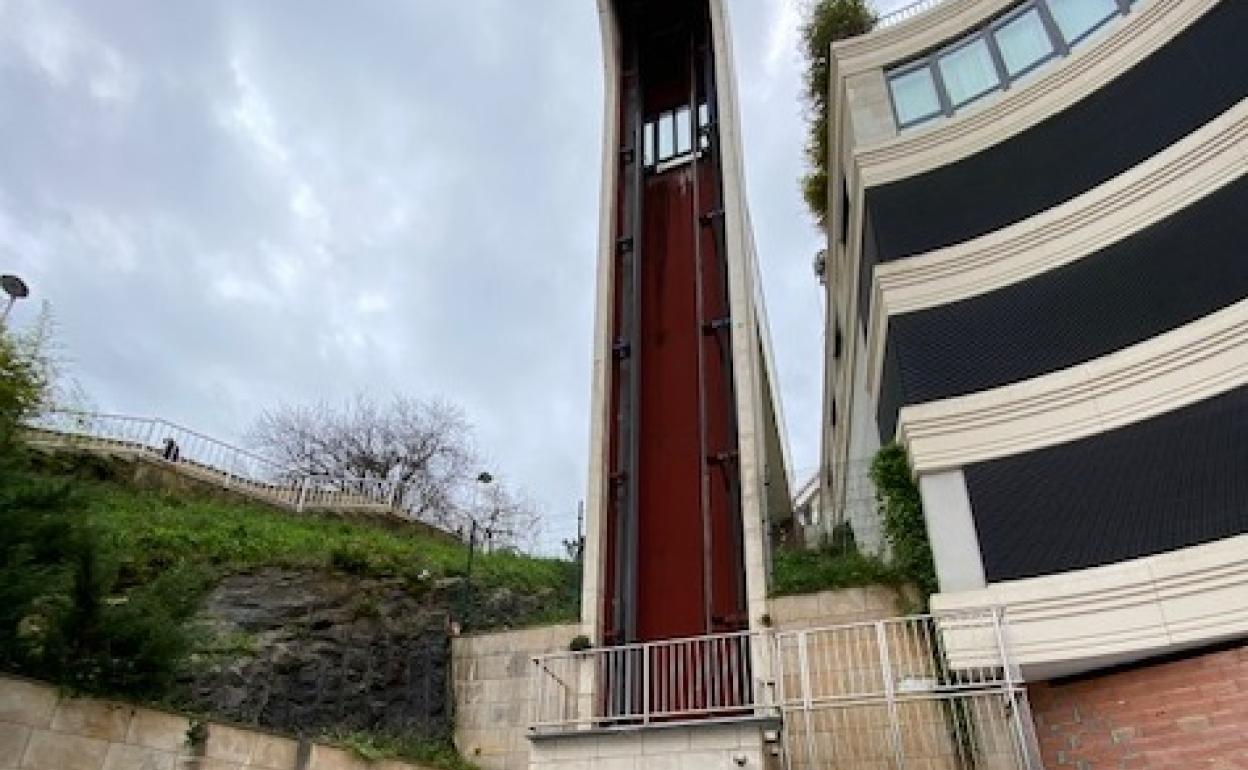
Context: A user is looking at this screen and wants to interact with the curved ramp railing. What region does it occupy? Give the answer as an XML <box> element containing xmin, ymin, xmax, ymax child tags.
<box><xmin>24</xmin><ymin>409</ymin><xmax>402</xmax><ymax>515</ymax></box>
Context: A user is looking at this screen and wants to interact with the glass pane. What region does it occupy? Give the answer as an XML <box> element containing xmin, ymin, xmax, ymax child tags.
<box><xmin>938</xmin><ymin>37</ymin><xmax>1000</xmax><ymax>107</ymax></box>
<box><xmin>658</xmin><ymin>111</ymin><xmax>675</xmax><ymax>160</ymax></box>
<box><xmin>675</xmin><ymin>105</ymin><xmax>692</xmax><ymax>155</ymax></box>
<box><xmin>889</xmin><ymin>66</ymin><xmax>941</xmax><ymax>127</ymax></box>
<box><xmin>995</xmin><ymin>8</ymin><xmax>1055</xmax><ymax>77</ymax></box>
<box><xmin>698</xmin><ymin>103</ymin><xmax>710</xmax><ymax>149</ymax></box>
<box><xmin>643</xmin><ymin>122</ymin><xmax>655</xmax><ymax>167</ymax></box>
<box><xmin>1047</xmin><ymin>0</ymin><xmax>1117</xmax><ymax>44</ymax></box>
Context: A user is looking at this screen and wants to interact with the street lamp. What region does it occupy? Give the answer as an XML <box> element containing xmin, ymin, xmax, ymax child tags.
<box><xmin>1</xmin><ymin>274</ymin><xmax>29</xmax><ymax>326</ymax></box>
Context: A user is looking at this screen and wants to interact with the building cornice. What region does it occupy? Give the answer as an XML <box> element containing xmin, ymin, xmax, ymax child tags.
<box><xmin>832</xmin><ymin>0</ymin><xmax>1018</xmax><ymax>76</ymax></box>
<box><xmin>897</xmin><ymin>300</ymin><xmax>1248</xmax><ymax>474</ymax></box>
<box><xmin>865</xmin><ymin>100</ymin><xmax>1248</xmax><ymax>396</ymax></box>
<box><xmin>855</xmin><ymin>0</ymin><xmax>1213</xmax><ymax>188</ymax></box>
<box><xmin>933</xmin><ymin>534</ymin><xmax>1248</xmax><ymax>680</ymax></box>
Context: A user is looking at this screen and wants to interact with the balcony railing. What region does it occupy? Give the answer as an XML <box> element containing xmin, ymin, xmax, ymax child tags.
<box><xmin>530</xmin><ymin>630</ymin><xmax>773</xmax><ymax>734</ymax></box>
<box><xmin>877</xmin><ymin>0</ymin><xmax>949</xmax><ymax>29</ymax></box>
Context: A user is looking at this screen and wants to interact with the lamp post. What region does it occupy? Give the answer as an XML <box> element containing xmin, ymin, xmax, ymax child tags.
<box><xmin>1</xmin><ymin>274</ymin><xmax>29</xmax><ymax>326</ymax></box>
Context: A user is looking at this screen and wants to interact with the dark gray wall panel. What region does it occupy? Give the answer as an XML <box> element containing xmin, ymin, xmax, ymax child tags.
<box><xmin>876</xmin><ymin>175</ymin><xmax>1248</xmax><ymax>441</ymax></box>
<box><xmin>964</xmin><ymin>386</ymin><xmax>1248</xmax><ymax>583</ymax></box>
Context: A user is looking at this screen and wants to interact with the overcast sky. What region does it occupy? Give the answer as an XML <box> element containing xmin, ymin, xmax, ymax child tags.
<box><xmin>1</xmin><ymin>0</ymin><xmax>909</xmax><ymax>553</ymax></box>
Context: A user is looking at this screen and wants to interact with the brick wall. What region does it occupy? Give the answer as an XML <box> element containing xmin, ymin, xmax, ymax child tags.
<box><xmin>0</xmin><ymin>674</ymin><xmax>435</xmax><ymax>770</ymax></box>
<box><xmin>1030</xmin><ymin>642</ymin><xmax>1248</xmax><ymax>769</ymax></box>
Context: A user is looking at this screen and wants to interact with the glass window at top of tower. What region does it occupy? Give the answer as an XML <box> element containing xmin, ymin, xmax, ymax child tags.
<box><xmin>937</xmin><ymin>36</ymin><xmax>1001</xmax><ymax>108</ymax></box>
<box><xmin>675</xmin><ymin>105</ymin><xmax>693</xmax><ymax>155</ymax></box>
<box><xmin>889</xmin><ymin>66</ymin><xmax>941</xmax><ymax>128</ymax></box>
<box><xmin>994</xmin><ymin>6</ymin><xmax>1056</xmax><ymax>78</ymax></box>
<box><xmin>1047</xmin><ymin>0</ymin><xmax>1118</xmax><ymax>45</ymax></box>
<box><xmin>658</xmin><ymin>111</ymin><xmax>675</xmax><ymax>160</ymax></box>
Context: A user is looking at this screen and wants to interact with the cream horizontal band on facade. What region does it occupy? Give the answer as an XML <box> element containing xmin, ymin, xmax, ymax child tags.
<box><xmin>833</xmin><ymin>0</ymin><xmax>1019</xmax><ymax>75</ymax></box>
<box><xmin>854</xmin><ymin>0</ymin><xmax>1214</xmax><ymax>188</ymax></box>
<box><xmin>895</xmin><ymin>299</ymin><xmax>1248</xmax><ymax>474</ymax></box>
<box><xmin>864</xmin><ymin>99</ymin><xmax>1248</xmax><ymax>395</ymax></box>
<box><xmin>932</xmin><ymin>534</ymin><xmax>1248</xmax><ymax>679</ymax></box>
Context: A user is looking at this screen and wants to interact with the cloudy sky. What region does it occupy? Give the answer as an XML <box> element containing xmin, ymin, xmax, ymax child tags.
<box><xmin>0</xmin><ymin>0</ymin><xmax>908</xmax><ymax>553</ymax></box>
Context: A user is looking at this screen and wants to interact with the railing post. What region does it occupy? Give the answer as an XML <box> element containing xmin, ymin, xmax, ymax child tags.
<box><xmin>877</xmin><ymin>621</ymin><xmax>908</xmax><ymax>770</ymax></box>
<box><xmin>991</xmin><ymin>607</ymin><xmax>1039</xmax><ymax>770</ymax></box>
<box><xmin>797</xmin><ymin>630</ymin><xmax>817</xmax><ymax>769</ymax></box>
<box><xmin>642</xmin><ymin>642</ymin><xmax>651</xmax><ymax>725</ymax></box>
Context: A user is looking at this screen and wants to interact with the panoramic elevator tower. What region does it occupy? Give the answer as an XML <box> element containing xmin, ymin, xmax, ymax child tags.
<box><xmin>582</xmin><ymin>0</ymin><xmax>792</xmax><ymax>648</ymax></box>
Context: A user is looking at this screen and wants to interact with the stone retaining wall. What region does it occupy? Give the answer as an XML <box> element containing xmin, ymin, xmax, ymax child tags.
<box><xmin>451</xmin><ymin>624</ymin><xmax>582</xmax><ymax>770</ymax></box>
<box><xmin>0</xmin><ymin>675</ymin><xmax>434</xmax><ymax>770</ymax></box>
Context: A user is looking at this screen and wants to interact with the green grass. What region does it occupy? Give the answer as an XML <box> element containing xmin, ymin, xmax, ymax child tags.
<box><xmin>49</xmin><ymin>464</ymin><xmax>580</xmax><ymax>629</ymax></box>
<box><xmin>770</xmin><ymin>546</ymin><xmax>901</xmax><ymax>597</ymax></box>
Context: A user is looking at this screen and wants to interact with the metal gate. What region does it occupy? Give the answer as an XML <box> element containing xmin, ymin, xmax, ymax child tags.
<box><xmin>775</xmin><ymin>609</ymin><xmax>1042</xmax><ymax>770</ymax></box>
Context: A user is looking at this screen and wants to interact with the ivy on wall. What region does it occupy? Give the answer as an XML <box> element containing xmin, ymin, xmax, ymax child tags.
<box><xmin>801</xmin><ymin>0</ymin><xmax>876</xmax><ymax>227</ymax></box>
<box><xmin>870</xmin><ymin>442</ymin><xmax>938</xmax><ymax>604</ymax></box>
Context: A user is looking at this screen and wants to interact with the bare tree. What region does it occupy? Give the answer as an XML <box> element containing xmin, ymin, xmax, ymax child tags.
<box><xmin>249</xmin><ymin>395</ymin><xmax>476</xmax><ymax>524</ymax></box>
<box><xmin>248</xmin><ymin>394</ymin><xmax>542</xmax><ymax>549</ymax></box>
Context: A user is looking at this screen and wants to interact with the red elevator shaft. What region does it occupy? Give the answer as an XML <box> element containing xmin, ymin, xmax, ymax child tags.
<box><xmin>604</xmin><ymin>0</ymin><xmax>745</xmax><ymax>647</ymax></box>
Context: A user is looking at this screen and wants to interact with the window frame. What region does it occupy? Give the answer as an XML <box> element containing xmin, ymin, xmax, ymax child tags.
<box><xmin>933</xmin><ymin>31</ymin><xmax>1004</xmax><ymax>110</ymax></box>
<box><xmin>990</xmin><ymin>2</ymin><xmax>1062</xmax><ymax>82</ymax></box>
<box><xmin>887</xmin><ymin>60</ymin><xmax>946</xmax><ymax>131</ymax></box>
<box><xmin>884</xmin><ymin>0</ymin><xmax>1132</xmax><ymax>133</ymax></box>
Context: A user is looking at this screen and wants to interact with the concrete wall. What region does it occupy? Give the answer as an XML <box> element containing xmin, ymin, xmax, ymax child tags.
<box><xmin>0</xmin><ymin>675</ymin><xmax>434</xmax><ymax>770</ymax></box>
<box><xmin>767</xmin><ymin>584</ymin><xmax>912</xmax><ymax>631</ymax></box>
<box><xmin>529</xmin><ymin>721</ymin><xmax>773</xmax><ymax>770</ymax></box>
<box><xmin>451</xmin><ymin>624</ymin><xmax>582</xmax><ymax>770</ymax></box>
<box><xmin>1029</xmin><ymin>642</ymin><xmax>1248</xmax><ymax>769</ymax></box>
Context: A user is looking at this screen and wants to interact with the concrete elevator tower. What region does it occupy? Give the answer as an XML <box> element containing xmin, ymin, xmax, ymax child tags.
<box><xmin>581</xmin><ymin>0</ymin><xmax>792</xmax><ymax>649</ymax></box>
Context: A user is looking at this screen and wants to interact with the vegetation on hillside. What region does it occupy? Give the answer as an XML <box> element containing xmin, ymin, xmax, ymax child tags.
<box><xmin>801</xmin><ymin>0</ymin><xmax>877</xmax><ymax>226</ymax></box>
<box><xmin>0</xmin><ymin>327</ymin><xmax>574</xmax><ymax>770</ymax></box>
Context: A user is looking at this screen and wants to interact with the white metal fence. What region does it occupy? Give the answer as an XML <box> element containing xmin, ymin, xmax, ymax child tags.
<box><xmin>24</xmin><ymin>410</ymin><xmax>401</xmax><ymax>514</ymax></box>
<box><xmin>530</xmin><ymin>610</ymin><xmax>1040</xmax><ymax>770</ymax></box>
<box><xmin>530</xmin><ymin>630</ymin><xmax>770</xmax><ymax>733</ymax></box>
<box><xmin>776</xmin><ymin>609</ymin><xmax>1041</xmax><ymax>770</ymax></box>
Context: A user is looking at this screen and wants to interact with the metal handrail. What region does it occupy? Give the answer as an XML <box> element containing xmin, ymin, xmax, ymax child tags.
<box><xmin>23</xmin><ymin>409</ymin><xmax>403</xmax><ymax>514</ymax></box>
<box><xmin>530</xmin><ymin>629</ymin><xmax>771</xmax><ymax>733</ymax></box>
<box><xmin>877</xmin><ymin>0</ymin><xmax>949</xmax><ymax>29</ymax></box>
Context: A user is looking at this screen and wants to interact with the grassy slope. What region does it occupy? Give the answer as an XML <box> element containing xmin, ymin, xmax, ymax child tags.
<box><xmin>73</xmin><ymin>473</ymin><xmax>580</xmax><ymax>627</ymax></box>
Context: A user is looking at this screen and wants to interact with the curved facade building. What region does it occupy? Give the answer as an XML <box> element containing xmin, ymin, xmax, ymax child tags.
<box><xmin>820</xmin><ymin>0</ymin><xmax>1248</xmax><ymax>755</ymax></box>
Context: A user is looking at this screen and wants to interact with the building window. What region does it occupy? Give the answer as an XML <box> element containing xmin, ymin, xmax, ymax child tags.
<box><xmin>937</xmin><ymin>37</ymin><xmax>1000</xmax><ymax>108</ymax></box>
<box><xmin>994</xmin><ymin>7</ymin><xmax>1057</xmax><ymax>78</ymax></box>
<box><xmin>885</xmin><ymin>0</ymin><xmax>1131</xmax><ymax>131</ymax></box>
<box><xmin>644</xmin><ymin>102</ymin><xmax>712</xmax><ymax>170</ymax></box>
<box><xmin>889</xmin><ymin>66</ymin><xmax>943</xmax><ymax>128</ymax></box>
<box><xmin>1047</xmin><ymin>0</ymin><xmax>1117</xmax><ymax>45</ymax></box>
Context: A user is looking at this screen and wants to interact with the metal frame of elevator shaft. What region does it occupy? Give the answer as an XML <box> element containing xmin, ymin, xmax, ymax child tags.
<box><xmin>611</xmin><ymin>2</ymin><xmax>644</xmax><ymax>646</ymax></box>
<box><xmin>609</xmin><ymin>1</ymin><xmax>746</xmax><ymax>644</ymax></box>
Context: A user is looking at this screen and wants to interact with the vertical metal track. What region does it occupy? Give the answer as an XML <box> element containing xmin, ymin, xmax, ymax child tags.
<box><xmin>612</xmin><ymin>7</ymin><xmax>644</xmax><ymax>646</ymax></box>
<box><xmin>689</xmin><ymin>21</ymin><xmax>714</xmax><ymax>638</ymax></box>
<box><xmin>698</xmin><ymin>16</ymin><xmax>747</xmax><ymax>625</ymax></box>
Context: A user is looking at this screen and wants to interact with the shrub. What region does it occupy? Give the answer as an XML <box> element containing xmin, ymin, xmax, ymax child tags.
<box><xmin>870</xmin><ymin>443</ymin><xmax>937</xmax><ymax>603</ymax></box>
<box><xmin>800</xmin><ymin>0</ymin><xmax>876</xmax><ymax>227</ymax></box>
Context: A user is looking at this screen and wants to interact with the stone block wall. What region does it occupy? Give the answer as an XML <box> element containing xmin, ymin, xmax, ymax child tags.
<box><xmin>0</xmin><ymin>674</ymin><xmax>437</xmax><ymax>770</ymax></box>
<box><xmin>766</xmin><ymin>584</ymin><xmax>911</xmax><ymax>631</ymax></box>
<box><xmin>529</xmin><ymin>720</ymin><xmax>774</xmax><ymax>770</ymax></box>
<box><xmin>1030</xmin><ymin>642</ymin><xmax>1248</xmax><ymax>769</ymax></box>
<box><xmin>451</xmin><ymin>624</ymin><xmax>582</xmax><ymax>770</ymax></box>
